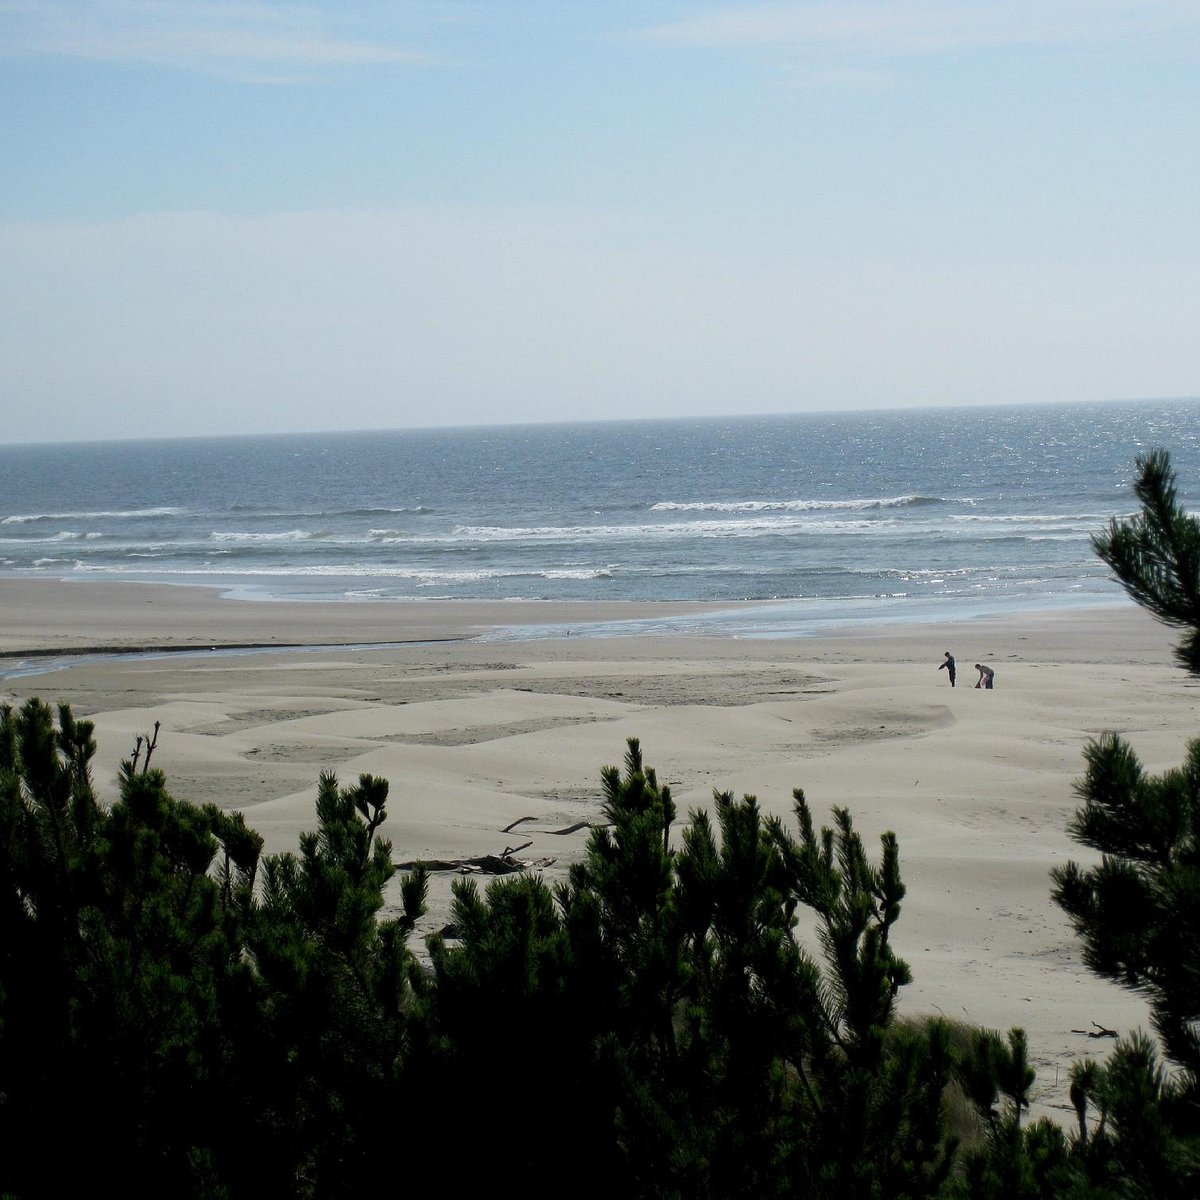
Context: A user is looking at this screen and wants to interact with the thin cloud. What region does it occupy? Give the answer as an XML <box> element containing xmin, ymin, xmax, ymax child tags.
<box><xmin>0</xmin><ymin>0</ymin><xmax>433</xmax><ymax>73</ymax></box>
<box><xmin>4</xmin><ymin>206</ymin><xmax>1196</xmax><ymax>439</ymax></box>
<box><xmin>638</xmin><ymin>1</ymin><xmax>1200</xmax><ymax>57</ymax></box>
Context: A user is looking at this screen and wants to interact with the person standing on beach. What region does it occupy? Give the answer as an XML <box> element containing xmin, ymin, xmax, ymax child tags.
<box><xmin>938</xmin><ymin>651</ymin><xmax>956</xmax><ymax>686</ymax></box>
<box><xmin>974</xmin><ymin>663</ymin><xmax>995</xmax><ymax>689</ymax></box>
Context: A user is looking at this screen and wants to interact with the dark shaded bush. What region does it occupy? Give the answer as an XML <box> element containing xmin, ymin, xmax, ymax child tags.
<box><xmin>0</xmin><ymin>699</ymin><xmax>424</xmax><ymax>1198</ymax></box>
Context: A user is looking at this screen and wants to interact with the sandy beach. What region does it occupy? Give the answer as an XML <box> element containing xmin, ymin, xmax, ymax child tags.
<box><xmin>2</xmin><ymin>577</ymin><xmax>1192</xmax><ymax>1124</ymax></box>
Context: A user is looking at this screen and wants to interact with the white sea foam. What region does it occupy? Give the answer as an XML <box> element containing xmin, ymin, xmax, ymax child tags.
<box><xmin>650</xmin><ymin>495</ymin><xmax>945</xmax><ymax>513</ymax></box>
<box><xmin>445</xmin><ymin>512</ymin><xmax>1098</xmax><ymax>543</ymax></box>
<box><xmin>946</xmin><ymin>512</ymin><xmax>1112</xmax><ymax>526</ymax></box>
<box><xmin>66</xmin><ymin>563</ymin><xmax>618</xmax><ymax>583</ymax></box>
<box><xmin>449</xmin><ymin>516</ymin><xmax>893</xmax><ymax>542</ymax></box>
<box><xmin>1</xmin><ymin>506</ymin><xmax>183</xmax><ymax>524</ymax></box>
<box><xmin>0</xmin><ymin>530</ymin><xmax>99</xmax><ymax>544</ymax></box>
<box><xmin>208</xmin><ymin>529</ymin><xmax>332</xmax><ymax>543</ymax></box>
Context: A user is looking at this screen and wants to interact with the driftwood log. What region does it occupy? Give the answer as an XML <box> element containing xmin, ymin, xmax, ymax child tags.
<box><xmin>501</xmin><ymin>816</ymin><xmax>594</xmax><ymax>836</ymax></box>
<box><xmin>1070</xmin><ymin>1022</ymin><xmax>1119</xmax><ymax>1039</ymax></box>
<box><xmin>397</xmin><ymin>840</ymin><xmax>556</xmax><ymax>876</ymax></box>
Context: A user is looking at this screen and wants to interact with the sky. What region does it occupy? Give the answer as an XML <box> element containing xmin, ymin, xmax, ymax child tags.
<box><xmin>2</xmin><ymin>2</ymin><xmax>1199</xmax><ymax>444</ymax></box>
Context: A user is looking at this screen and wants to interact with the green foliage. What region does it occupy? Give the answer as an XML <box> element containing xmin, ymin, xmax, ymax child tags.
<box><xmin>418</xmin><ymin>737</ymin><xmax>960</xmax><ymax>1198</ymax></box>
<box><xmin>245</xmin><ymin>769</ymin><xmax>423</xmax><ymax>1198</ymax></box>
<box><xmin>0</xmin><ymin>698</ymin><xmax>423</xmax><ymax>1199</ymax></box>
<box><xmin>1051</xmin><ymin>734</ymin><xmax>1200</xmax><ymax>1086</ymax></box>
<box><xmin>0</xmin><ymin>698</ymin><xmax>257</xmax><ymax>1195</ymax></box>
<box><xmin>1092</xmin><ymin>448</ymin><xmax>1200</xmax><ymax>673</ymax></box>
<box><xmin>1061</xmin><ymin>452</ymin><xmax>1200</xmax><ymax>1090</ymax></box>
<box><xmin>943</xmin><ymin>1027</ymin><xmax>1080</xmax><ymax>1200</ymax></box>
<box><xmin>1037</xmin><ymin>446</ymin><xmax>1200</xmax><ymax>1196</ymax></box>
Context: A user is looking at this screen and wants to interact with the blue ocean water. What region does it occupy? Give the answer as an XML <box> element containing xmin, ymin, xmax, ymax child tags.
<box><xmin>2</xmin><ymin>400</ymin><xmax>1198</xmax><ymax>636</ymax></box>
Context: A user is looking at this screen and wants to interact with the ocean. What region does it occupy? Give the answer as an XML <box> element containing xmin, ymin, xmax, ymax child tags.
<box><xmin>3</xmin><ymin>399</ymin><xmax>1199</xmax><ymax>638</ymax></box>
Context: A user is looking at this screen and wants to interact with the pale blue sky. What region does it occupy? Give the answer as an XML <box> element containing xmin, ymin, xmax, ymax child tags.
<box><xmin>2</xmin><ymin>1</ymin><xmax>1198</xmax><ymax>442</ymax></box>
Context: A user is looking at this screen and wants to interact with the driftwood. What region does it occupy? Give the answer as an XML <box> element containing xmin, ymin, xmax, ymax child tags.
<box><xmin>501</xmin><ymin>816</ymin><xmax>595</xmax><ymax>836</ymax></box>
<box><xmin>129</xmin><ymin>721</ymin><xmax>161</xmax><ymax>775</ymax></box>
<box><xmin>397</xmin><ymin>840</ymin><xmax>557</xmax><ymax>877</ymax></box>
<box><xmin>396</xmin><ymin>815</ymin><xmax>599</xmax><ymax>876</ymax></box>
<box><xmin>1070</xmin><ymin>1022</ymin><xmax>1119</xmax><ymax>1039</ymax></box>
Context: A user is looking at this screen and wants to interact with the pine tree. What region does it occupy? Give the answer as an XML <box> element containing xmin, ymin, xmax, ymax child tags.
<box><xmin>1045</xmin><ymin>448</ymin><xmax>1200</xmax><ymax>1194</ymax></box>
<box><xmin>0</xmin><ymin>701</ymin><xmax>426</xmax><ymax>1199</ymax></box>
<box><xmin>1054</xmin><ymin>449</ymin><xmax>1200</xmax><ymax>1090</ymax></box>
<box><xmin>0</xmin><ymin>699</ymin><xmax>262</xmax><ymax>1196</ymax></box>
<box><xmin>241</xmin><ymin>769</ymin><xmax>426</xmax><ymax>1198</ymax></box>
<box><xmin>766</xmin><ymin>793</ymin><xmax>956</xmax><ymax>1200</ymax></box>
<box><xmin>1091</xmin><ymin>448</ymin><xmax>1200</xmax><ymax>673</ymax></box>
<box><xmin>419</xmin><ymin>738</ymin><xmax>962</xmax><ymax>1197</ymax></box>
